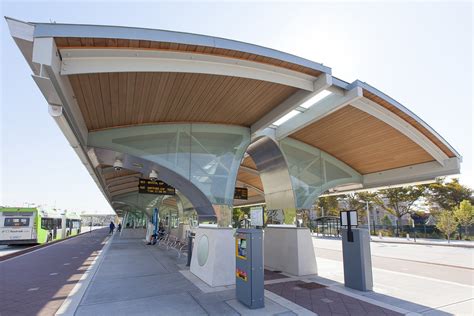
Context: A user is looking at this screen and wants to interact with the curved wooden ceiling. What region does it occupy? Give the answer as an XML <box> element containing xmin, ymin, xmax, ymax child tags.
<box><xmin>291</xmin><ymin>106</ymin><xmax>436</xmax><ymax>174</ymax></box>
<box><xmin>57</xmin><ymin>33</ymin><xmax>457</xmax><ymax>178</ymax></box>
<box><xmin>69</xmin><ymin>72</ymin><xmax>297</xmax><ymax>130</ymax></box>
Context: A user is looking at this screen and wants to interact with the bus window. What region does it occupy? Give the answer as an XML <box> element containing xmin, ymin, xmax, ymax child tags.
<box><xmin>41</xmin><ymin>218</ymin><xmax>53</xmax><ymax>230</ymax></box>
<box><xmin>56</xmin><ymin>218</ymin><xmax>62</xmax><ymax>229</ymax></box>
<box><xmin>4</xmin><ymin>218</ymin><xmax>30</xmax><ymax>227</ymax></box>
<box><xmin>72</xmin><ymin>220</ymin><xmax>81</xmax><ymax>229</ymax></box>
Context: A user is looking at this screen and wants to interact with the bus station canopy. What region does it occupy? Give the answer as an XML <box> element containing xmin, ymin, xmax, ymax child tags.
<box><xmin>6</xmin><ymin>18</ymin><xmax>461</xmax><ymax>213</ymax></box>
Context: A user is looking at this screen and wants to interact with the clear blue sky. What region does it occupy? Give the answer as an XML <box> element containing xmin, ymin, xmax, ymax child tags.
<box><xmin>1</xmin><ymin>1</ymin><xmax>472</xmax><ymax>214</ymax></box>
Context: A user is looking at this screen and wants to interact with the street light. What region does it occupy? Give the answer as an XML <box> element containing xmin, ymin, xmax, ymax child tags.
<box><xmin>359</xmin><ymin>200</ymin><xmax>373</xmax><ymax>239</ymax></box>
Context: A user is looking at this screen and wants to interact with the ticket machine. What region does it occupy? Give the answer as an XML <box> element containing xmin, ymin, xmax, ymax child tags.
<box><xmin>235</xmin><ymin>228</ymin><xmax>264</xmax><ymax>309</ymax></box>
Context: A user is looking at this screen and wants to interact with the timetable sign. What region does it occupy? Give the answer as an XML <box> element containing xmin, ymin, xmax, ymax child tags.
<box><xmin>138</xmin><ymin>179</ymin><xmax>176</xmax><ymax>195</ymax></box>
<box><xmin>234</xmin><ymin>187</ymin><xmax>248</xmax><ymax>200</ymax></box>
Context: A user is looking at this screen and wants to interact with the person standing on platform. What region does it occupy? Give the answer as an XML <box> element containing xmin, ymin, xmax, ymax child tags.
<box><xmin>109</xmin><ymin>221</ymin><xmax>115</xmax><ymax>234</ymax></box>
<box><xmin>117</xmin><ymin>223</ymin><xmax>122</xmax><ymax>232</ymax></box>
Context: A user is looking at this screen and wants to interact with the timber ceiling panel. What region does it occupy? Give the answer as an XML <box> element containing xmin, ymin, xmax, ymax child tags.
<box><xmin>237</xmin><ymin>156</ymin><xmax>263</xmax><ymax>196</ymax></box>
<box><xmin>102</xmin><ymin>168</ymin><xmax>141</xmax><ymax>180</ymax></box>
<box><xmin>291</xmin><ymin>105</ymin><xmax>435</xmax><ymax>174</ymax></box>
<box><xmin>241</xmin><ymin>156</ymin><xmax>258</xmax><ymax>170</ymax></box>
<box><xmin>55</xmin><ymin>37</ymin><xmax>321</xmax><ymax>77</ymax></box>
<box><xmin>363</xmin><ymin>90</ymin><xmax>455</xmax><ymax>157</ymax></box>
<box><xmin>69</xmin><ymin>72</ymin><xmax>297</xmax><ymax>130</ymax></box>
<box><xmin>162</xmin><ymin>197</ymin><xmax>177</xmax><ymax>207</ymax></box>
<box><xmin>237</xmin><ymin>171</ymin><xmax>263</xmax><ymax>192</ymax></box>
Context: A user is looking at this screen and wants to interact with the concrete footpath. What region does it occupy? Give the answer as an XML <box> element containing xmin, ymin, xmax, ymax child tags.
<box><xmin>55</xmin><ymin>229</ymin><xmax>443</xmax><ymax>316</ymax></box>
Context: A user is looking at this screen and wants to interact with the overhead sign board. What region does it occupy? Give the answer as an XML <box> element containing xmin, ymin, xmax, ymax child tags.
<box><xmin>138</xmin><ymin>179</ymin><xmax>175</xmax><ymax>195</ymax></box>
<box><xmin>234</xmin><ymin>187</ymin><xmax>248</xmax><ymax>200</ymax></box>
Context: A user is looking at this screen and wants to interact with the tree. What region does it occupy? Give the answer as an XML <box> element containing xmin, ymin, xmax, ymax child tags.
<box><xmin>372</xmin><ymin>186</ymin><xmax>426</xmax><ymax>237</ymax></box>
<box><xmin>340</xmin><ymin>192</ymin><xmax>377</xmax><ymax>226</ymax></box>
<box><xmin>316</xmin><ymin>196</ymin><xmax>339</xmax><ymax>217</ymax></box>
<box><xmin>232</xmin><ymin>208</ymin><xmax>244</xmax><ymax>228</ymax></box>
<box><xmin>453</xmin><ymin>200</ymin><xmax>474</xmax><ymax>239</ymax></box>
<box><xmin>426</xmin><ymin>178</ymin><xmax>473</xmax><ymax>212</ymax></box>
<box><xmin>436</xmin><ymin>210</ymin><xmax>458</xmax><ymax>243</ymax></box>
<box><xmin>381</xmin><ymin>214</ymin><xmax>393</xmax><ymax>228</ymax></box>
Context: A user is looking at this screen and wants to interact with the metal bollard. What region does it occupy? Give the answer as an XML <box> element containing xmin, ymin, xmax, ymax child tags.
<box><xmin>186</xmin><ymin>232</ymin><xmax>195</xmax><ymax>266</ymax></box>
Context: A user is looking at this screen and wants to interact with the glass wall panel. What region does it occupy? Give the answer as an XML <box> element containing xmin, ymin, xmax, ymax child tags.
<box><xmin>89</xmin><ymin>124</ymin><xmax>250</xmax><ymax>207</ymax></box>
<box><xmin>279</xmin><ymin>138</ymin><xmax>362</xmax><ymax>210</ymax></box>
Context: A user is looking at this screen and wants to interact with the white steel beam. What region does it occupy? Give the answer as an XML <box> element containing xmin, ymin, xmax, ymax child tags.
<box><xmin>47</xmin><ymin>105</ymin><xmax>112</xmax><ymax>205</ymax></box>
<box><xmin>352</xmin><ymin>98</ymin><xmax>449</xmax><ymax>165</ymax></box>
<box><xmin>362</xmin><ymin>157</ymin><xmax>460</xmax><ymax>189</ymax></box>
<box><xmin>60</xmin><ymin>48</ymin><xmax>317</xmax><ymax>91</ymax></box>
<box><xmin>321</xmin><ymin>157</ymin><xmax>461</xmax><ymax>197</ymax></box>
<box><xmin>276</xmin><ymin>86</ymin><xmax>363</xmax><ymax>139</ymax></box>
<box><xmin>250</xmin><ymin>74</ymin><xmax>332</xmax><ymax>134</ymax></box>
<box><xmin>233</xmin><ymin>195</ymin><xmax>266</xmax><ymax>206</ymax></box>
<box><xmin>22</xmin><ymin>36</ymin><xmax>111</xmax><ymax>207</ymax></box>
<box><xmin>5</xmin><ymin>18</ymin><xmax>39</xmax><ymax>74</ymax></box>
<box><xmin>32</xmin><ymin>38</ymin><xmax>89</xmax><ymax>144</ymax></box>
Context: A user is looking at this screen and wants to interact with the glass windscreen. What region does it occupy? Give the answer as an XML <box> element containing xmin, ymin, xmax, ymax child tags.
<box><xmin>4</xmin><ymin>218</ymin><xmax>30</xmax><ymax>227</ymax></box>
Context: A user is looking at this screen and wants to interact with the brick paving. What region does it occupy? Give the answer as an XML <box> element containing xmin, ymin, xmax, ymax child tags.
<box><xmin>0</xmin><ymin>228</ymin><xmax>109</xmax><ymax>316</ymax></box>
<box><xmin>264</xmin><ymin>269</ymin><xmax>290</xmax><ymax>281</ymax></box>
<box><xmin>265</xmin><ymin>280</ymin><xmax>402</xmax><ymax>316</ymax></box>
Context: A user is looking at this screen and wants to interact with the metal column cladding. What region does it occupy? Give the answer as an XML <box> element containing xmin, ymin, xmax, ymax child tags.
<box><xmin>235</xmin><ymin>228</ymin><xmax>264</xmax><ymax>309</ymax></box>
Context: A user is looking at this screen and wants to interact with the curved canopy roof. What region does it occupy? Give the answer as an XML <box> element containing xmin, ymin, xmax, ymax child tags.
<box><xmin>6</xmin><ymin>17</ymin><xmax>461</xmax><ymax>211</ymax></box>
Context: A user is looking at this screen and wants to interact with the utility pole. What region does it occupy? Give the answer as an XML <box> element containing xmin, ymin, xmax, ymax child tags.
<box><xmin>366</xmin><ymin>200</ymin><xmax>371</xmax><ymax>238</ymax></box>
<box><xmin>412</xmin><ymin>217</ymin><xmax>417</xmax><ymax>242</ymax></box>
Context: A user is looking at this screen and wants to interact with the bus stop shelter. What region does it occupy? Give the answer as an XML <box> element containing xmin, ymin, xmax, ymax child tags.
<box><xmin>6</xmin><ymin>17</ymin><xmax>461</xmax><ymax>286</ymax></box>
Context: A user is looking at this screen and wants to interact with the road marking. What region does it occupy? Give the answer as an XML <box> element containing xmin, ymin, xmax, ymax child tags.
<box><xmin>321</xmin><ymin>298</ymin><xmax>333</xmax><ymax>303</ymax></box>
<box><xmin>72</xmin><ymin>256</ymin><xmax>78</xmax><ymax>259</ymax></box>
<box><xmin>0</xmin><ymin>228</ymin><xmax>107</xmax><ymax>264</ymax></box>
<box><xmin>50</xmin><ymin>272</ymin><xmax>59</xmax><ymax>275</ymax></box>
<box><xmin>373</xmin><ymin>266</ymin><xmax>474</xmax><ymax>289</ymax></box>
<box><xmin>319</xmin><ymin>257</ymin><xmax>473</xmax><ymax>289</ymax></box>
<box><xmin>28</xmin><ymin>287</ymin><xmax>39</xmax><ymax>291</ymax></box>
<box><xmin>315</xmin><ymin>246</ymin><xmax>473</xmax><ymax>270</ymax></box>
<box><xmin>63</xmin><ymin>263</ymin><xmax>71</xmax><ymax>266</ymax></box>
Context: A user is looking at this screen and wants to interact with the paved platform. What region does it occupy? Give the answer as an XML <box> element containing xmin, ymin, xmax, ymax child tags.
<box><xmin>0</xmin><ymin>228</ymin><xmax>109</xmax><ymax>316</ymax></box>
<box><xmin>56</xmin><ymin>229</ymin><xmax>427</xmax><ymax>316</ymax></box>
<box><xmin>67</xmin><ymin>231</ymin><xmax>304</xmax><ymax>315</ymax></box>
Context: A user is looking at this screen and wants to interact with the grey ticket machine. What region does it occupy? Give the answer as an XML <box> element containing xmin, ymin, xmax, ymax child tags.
<box><xmin>235</xmin><ymin>228</ymin><xmax>264</xmax><ymax>309</ymax></box>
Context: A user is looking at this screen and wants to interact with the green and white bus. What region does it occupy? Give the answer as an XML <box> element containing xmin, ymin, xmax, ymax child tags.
<box><xmin>0</xmin><ymin>207</ymin><xmax>82</xmax><ymax>245</ymax></box>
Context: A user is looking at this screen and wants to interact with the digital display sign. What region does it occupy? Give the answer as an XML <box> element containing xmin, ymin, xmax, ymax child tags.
<box><xmin>138</xmin><ymin>179</ymin><xmax>176</xmax><ymax>195</ymax></box>
<box><xmin>235</xmin><ymin>233</ymin><xmax>247</xmax><ymax>260</ymax></box>
<box><xmin>234</xmin><ymin>187</ymin><xmax>248</xmax><ymax>200</ymax></box>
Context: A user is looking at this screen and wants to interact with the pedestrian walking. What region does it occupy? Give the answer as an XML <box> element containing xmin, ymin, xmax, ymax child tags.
<box><xmin>109</xmin><ymin>221</ymin><xmax>115</xmax><ymax>234</ymax></box>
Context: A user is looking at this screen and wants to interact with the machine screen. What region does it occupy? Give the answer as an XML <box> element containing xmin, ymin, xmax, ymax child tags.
<box><xmin>236</xmin><ymin>236</ymin><xmax>247</xmax><ymax>259</ymax></box>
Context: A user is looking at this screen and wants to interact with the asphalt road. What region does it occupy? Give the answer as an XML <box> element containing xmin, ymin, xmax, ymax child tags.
<box><xmin>0</xmin><ymin>226</ymin><xmax>108</xmax><ymax>258</ymax></box>
<box><xmin>313</xmin><ymin>237</ymin><xmax>474</xmax><ymax>286</ymax></box>
<box><xmin>0</xmin><ymin>228</ymin><xmax>109</xmax><ymax>316</ymax></box>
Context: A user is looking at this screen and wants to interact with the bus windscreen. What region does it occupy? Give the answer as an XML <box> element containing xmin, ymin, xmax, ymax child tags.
<box><xmin>4</xmin><ymin>218</ymin><xmax>30</xmax><ymax>227</ymax></box>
